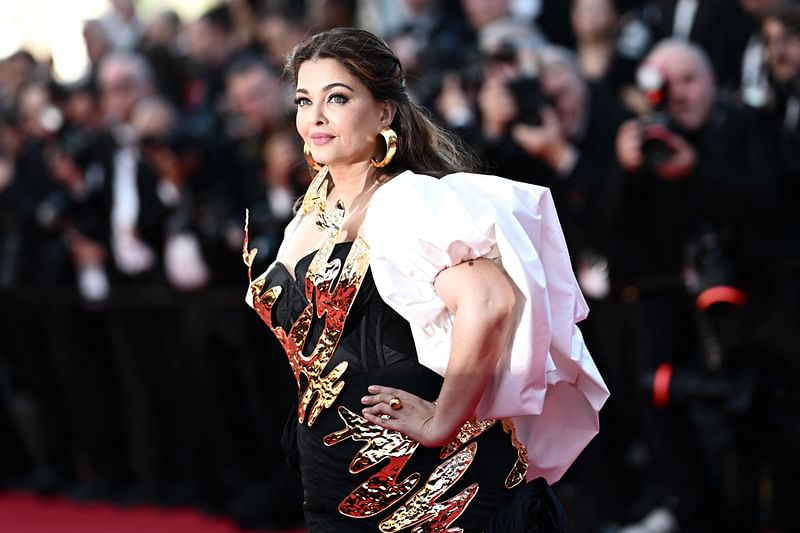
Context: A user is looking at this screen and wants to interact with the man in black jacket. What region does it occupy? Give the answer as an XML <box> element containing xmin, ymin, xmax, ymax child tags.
<box><xmin>477</xmin><ymin>45</ymin><xmax>631</xmax><ymax>268</ymax></box>
<box><xmin>600</xmin><ymin>38</ymin><xmax>782</xmax><ymax>530</ymax></box>
<box><xmin>95</xmin><ymin>51</ymin><xmax>176</xmax><ymax>501</ymax></box>
<box><xmin>749</xmin><ymin>6</ymin><xmax>800</xmax><ymax>529</ymax></box>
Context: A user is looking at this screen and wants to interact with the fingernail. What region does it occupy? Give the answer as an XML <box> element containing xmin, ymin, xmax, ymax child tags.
<box><xmin>368</xmin><ymin>385</ymin><xmax>377</xmax><ymax>392</ymax></box>
<box><xmin>361</xmin><ymin>396</ymin><xmax>368</xmax><ymax>403</ymax></box>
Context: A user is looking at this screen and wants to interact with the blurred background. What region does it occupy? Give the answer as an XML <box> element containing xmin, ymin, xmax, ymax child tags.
<box><xmin>0</xmin><ymin>0</ymin><xmax>798</xmax><ymax>532</ymax></box>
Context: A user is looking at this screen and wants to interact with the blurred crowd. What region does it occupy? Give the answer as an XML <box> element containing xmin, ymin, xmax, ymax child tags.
<box><xmin>0</xmin><ymin>0</ymin><xmax>798</xmax><ymax>531</ymax></box>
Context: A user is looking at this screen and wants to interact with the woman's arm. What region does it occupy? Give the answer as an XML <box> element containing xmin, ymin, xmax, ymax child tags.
<box><xmin>362</xmin><ymin>257</ymin><xmax>516</xmax><ymax>447</ymax></box>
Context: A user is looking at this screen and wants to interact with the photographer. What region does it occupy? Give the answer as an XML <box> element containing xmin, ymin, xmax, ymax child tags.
<box><xmin>596</xmin><ymin>38</ymin><xmax>784</xmax><ymax>530</ymax></box>
<box><xmin>615</xmin><ymin>38</ymin><xmax>781</xmax><ymax>274</ymax></box>
<box><xmin>476</xmin><ymin>45</ymin><xmax>630</xmax><ymax>264</ymax></box>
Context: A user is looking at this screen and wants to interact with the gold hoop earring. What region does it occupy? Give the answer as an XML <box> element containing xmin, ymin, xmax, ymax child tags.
<box><xmin>371</xmin><ymin>127</ymin><xmax>397</xmax><ymax>168</ymax></box>
<box><xmin>303</xmin><ymin>143</ymin><xmax>323</xmax><ymax>171</ymax></box>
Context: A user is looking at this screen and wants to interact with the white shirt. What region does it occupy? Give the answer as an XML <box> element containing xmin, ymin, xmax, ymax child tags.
<box><xmin>110</xmin><ymin>145</ymin><xmax>156</xmax><ymax>275</ymax></box>
<box><xmin>672</xmin><ymin>0</ymin><xmax>699</xmax><ymax>39</ymax></box>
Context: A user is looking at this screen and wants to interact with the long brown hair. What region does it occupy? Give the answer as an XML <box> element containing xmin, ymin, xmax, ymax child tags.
<box><xmin>285</xmin><ymin>27</ymin><xmax>480</xmax><ymax>177</ymax></box>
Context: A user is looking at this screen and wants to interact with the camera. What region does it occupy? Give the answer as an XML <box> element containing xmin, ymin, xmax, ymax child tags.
<box><xmin>636</xmin><ymin>65</ymin><xmax>675</xmax><ymax>170</ymax></box>
<box><xmin>640</xmin><ymin>362</ymin><xmax>755</xmax><ymax>412</ymax></box>
<box><xmin>480</xmin><ymin>39</ymin><xmax>552</xmax><ymax>128</ymax></box>
<box><xmin>682</xmin><ymin>229</ymin><xmax>741</xmax><ymax>307</ymax></box>
<box><xmin>506</xmin><ymin>75</ymin><xmax>551</xmax><ymax>127</ymax></box>
<box><xmin>641</xmin><ymin>226</ymin><xmax>746</xmax><ymax>409</ymax></box>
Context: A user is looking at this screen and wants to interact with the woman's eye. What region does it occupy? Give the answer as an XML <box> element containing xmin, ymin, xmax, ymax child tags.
<box><xmin>294</xmin><ymin>97</ymin><xmax>311</xmax><ymax>107</ymax></box>
<box><xmin>328</xmin><ymin>93</ymin><xmax>348</xmax><ymax>104</ymax></box>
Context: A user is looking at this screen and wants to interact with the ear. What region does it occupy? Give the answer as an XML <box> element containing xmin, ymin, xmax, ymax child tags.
<box><xmin>379</xmin><ymin>101</ymin><xmax>397</xmax><ymax>127</ymax></box>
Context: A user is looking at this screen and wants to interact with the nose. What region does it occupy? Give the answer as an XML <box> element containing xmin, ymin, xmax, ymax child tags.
<box><xmin>309</xmin><ymin>101</ymin><xmax>328</xmax><ymax>126</ymax></box>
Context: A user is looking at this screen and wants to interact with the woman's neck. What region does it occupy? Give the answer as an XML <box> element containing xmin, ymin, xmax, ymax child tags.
<box><xmin>327</xmin><ymin>161</ymin><xmax>381</xmax><ymax>210</ymax></box>
<box><xmin>577</xmin><ymin>41</ymin><xmax>613</xmax><ymax>79</ymax></box>
<box><xmin>577</xmin><ymin>39</ymin><xmax>613</xmax><ymax>61</ymax></box>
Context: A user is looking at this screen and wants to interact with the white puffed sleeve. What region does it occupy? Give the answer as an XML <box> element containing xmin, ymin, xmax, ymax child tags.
<box><xmin>363</xmin><ymin>170</ymin><xmax>610</xmax><ymax>484</ymax></box>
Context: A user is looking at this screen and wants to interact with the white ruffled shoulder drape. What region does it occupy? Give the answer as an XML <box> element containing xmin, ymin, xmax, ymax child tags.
<box><xmin>363</xmin><ymin>170</ymin><xmax>610</xmax><ymax>484</ymax></box>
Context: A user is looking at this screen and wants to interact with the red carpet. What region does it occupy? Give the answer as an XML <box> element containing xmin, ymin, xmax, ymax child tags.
<box><xmin>0</xmin><ymin>492</ymin><xmax>308</xmax><ymax>533</ymax></box>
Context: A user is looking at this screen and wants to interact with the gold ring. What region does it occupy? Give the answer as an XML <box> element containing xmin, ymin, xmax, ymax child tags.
<box><xmin>389</xmin><ymin>397</ymin><xmax>402</xmax><ymax>410</ymax></box>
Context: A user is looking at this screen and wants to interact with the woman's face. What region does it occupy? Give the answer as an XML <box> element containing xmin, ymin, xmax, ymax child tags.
<box><xmin>572</xmin><ymin>0</ymin><xmax>617</xmax><ymax>42</ymax></box>
<box><xmin>295</xmin><ymin>58</ymin><xmax>393</xmax><ymax>168</ymax></box>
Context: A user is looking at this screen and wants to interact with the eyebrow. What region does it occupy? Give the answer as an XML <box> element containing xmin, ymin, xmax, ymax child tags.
<box><xmin>295</xmin><ymin>82</ymin><xmax>356</xmax><ymax>94</ymax></box>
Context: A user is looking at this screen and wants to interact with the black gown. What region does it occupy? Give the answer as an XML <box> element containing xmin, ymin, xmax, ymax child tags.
<box><xmin>247</xmin><ymin>238</ymin><xmax>565</xmax><ymax>532</ymax></box>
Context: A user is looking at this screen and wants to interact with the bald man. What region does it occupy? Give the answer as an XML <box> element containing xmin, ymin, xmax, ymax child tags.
<box><xmin>587</xmin><ymin>38</ymin><xmax>784</xmax><ymax>530</ymax></box>
<box><xmin>616</xmin><ymin>39</ymin><xmax>716</xmax><ymax>178</ymax></box>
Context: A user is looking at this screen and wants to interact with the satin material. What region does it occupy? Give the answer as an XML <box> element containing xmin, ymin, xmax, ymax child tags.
<box><xmin>363</xmin><ymin>171</ymin><xmax>610</xmax><ymax>484</ymax></box>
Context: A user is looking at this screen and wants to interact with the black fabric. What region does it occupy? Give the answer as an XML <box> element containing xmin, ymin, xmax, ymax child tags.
<box><xmin>280</xmin><ymin>402</ymin><xmax>300</xmax><ymax>478</ymax></box>
<box><xmin>485</xmin><ymin>477</ymin><xmax>569</xmax><ymax>533</ymax></box>
<box><xmin>262</xmin><ymin>242</ymin><xmax>567</xmax><ymax>532</ymax></box>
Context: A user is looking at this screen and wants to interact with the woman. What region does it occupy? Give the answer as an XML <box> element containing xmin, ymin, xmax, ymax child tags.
<box><xmin>572</xmin><ymin>0</ymin><xmax>620</xmax><ymax>82</ymax></box>
<box><xmin>243</xmin><ymin>27</ymin><xmax>608</xmax><ymax>532</ymax></box>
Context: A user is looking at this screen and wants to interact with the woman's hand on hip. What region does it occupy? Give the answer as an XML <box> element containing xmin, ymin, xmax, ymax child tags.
<box><xmin>361</xmin><ymin>385</ymin><xmax>449</xmax><ymax>447</ymax></box>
